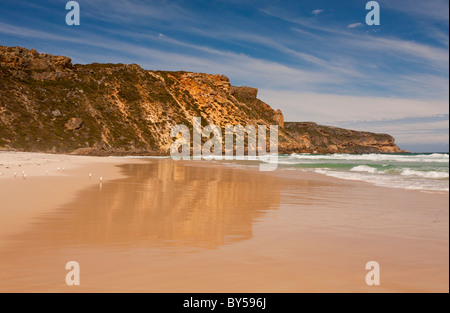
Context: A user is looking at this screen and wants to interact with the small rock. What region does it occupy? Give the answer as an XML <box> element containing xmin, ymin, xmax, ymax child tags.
<box><xmin>230</xmin><ymin>86</ymin><xmax>258</xmax><ymax>99</ymax></box>
<box><xmin>65</xmin><ymin>117</ymin><xmax>83</xmax><ymax>130</ymax></box>
<box><xmin>52</xmin><ymin>109</ymin><xmax>62</xmax><ymax>117</ymax></box>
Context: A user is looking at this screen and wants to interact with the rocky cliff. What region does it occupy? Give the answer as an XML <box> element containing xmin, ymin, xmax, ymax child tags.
<box><xmin>0</xmin><ymin>46</ymin><xmax>404</xmax><ymax>155</ymax></box>
<box><xmin>282</xmin><ymin>122</ymin><xmax>403</xmax><ymax>154</ymax></box>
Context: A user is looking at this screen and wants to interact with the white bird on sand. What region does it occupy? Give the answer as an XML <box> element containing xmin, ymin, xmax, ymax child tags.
<box><xmin>14</xmin><ymin>172</ymin><xmax>17</xmax><ymax>177</ymax></box>
<box><xmin>0</xmin><ymin>172</ymin><xmax>3</xmax><ymax>176</ymax></box>
<box><xmin>23</xmin><ymin>173</ymin><xmax>27</xmax><ymax>179</ymax></box>
<box><xmin>89</xmin><ymin>173</ymin><xmax>92</xmax><ymax>178</ymax></box>
<box><xmin>100</xmin><ymin>177</ymin><xmax>103</xmax><ymax>182</ymax></box>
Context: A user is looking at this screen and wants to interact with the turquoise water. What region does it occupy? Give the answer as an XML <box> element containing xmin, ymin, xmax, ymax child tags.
<box><xmin>276</xmin><ymin>153</ymin><xmax>449</xmax><ymax>193</ymax></box>
<box><xmin>125</xmin><ymin>153</ymin><xmax>449</xmax><ymax>193</ymax></box>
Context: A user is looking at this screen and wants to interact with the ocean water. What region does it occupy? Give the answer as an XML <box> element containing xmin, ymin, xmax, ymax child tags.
<box><xmin>124</xmin><ymin>153</ymin><xmax>449</xmax><ymax>193</ymax></box>
<box><xmin>276</xmin><ymin>153</ymin><xmax>449</xmax><ymax>193</ymax></box>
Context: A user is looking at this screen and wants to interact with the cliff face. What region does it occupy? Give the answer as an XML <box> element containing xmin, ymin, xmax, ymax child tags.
<box><xmin>0</xmin><ymin>46</ymin><xmax>404</xmax><ymax>155</ymax></box>
<box><xmin>282</xmin><ymin>122</ymin><xmax>403</xmax><ymax>154</ymax></box>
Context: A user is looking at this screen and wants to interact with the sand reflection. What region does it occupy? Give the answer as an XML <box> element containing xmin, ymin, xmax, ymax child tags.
<box><xmin>19</xmin><ymin>160</ymin><xmax>281</xmax><ymax>250</ymax></box>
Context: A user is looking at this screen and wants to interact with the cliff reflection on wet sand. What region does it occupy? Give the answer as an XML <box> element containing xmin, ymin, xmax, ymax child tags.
<box><xmin>22</xmin><ymin>160</ymin><xmax>281</xmax><ymax>250</ymax></box>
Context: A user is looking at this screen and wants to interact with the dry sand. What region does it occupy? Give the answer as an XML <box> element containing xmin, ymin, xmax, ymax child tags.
<box><xmin>0</xmin><ymin>152</ymin><xmax>448</xmax><ymax>293</ymax></box>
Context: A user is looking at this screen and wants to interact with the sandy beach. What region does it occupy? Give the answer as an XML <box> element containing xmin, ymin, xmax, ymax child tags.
<box><xmin>0</xmin><ymin>152</ymin><xmax>448</xmax><ymax>293</ymax></box>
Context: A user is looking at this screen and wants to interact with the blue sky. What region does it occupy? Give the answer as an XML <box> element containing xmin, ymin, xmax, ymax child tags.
<box><xmin>0</xmin><ymin>0</ymin><xmax>448</xmax><ymax>152</ymax></box>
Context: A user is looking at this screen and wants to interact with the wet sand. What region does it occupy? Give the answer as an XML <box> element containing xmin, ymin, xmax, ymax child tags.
<box><xmin>0</xmin><ymin>153</ymin><xmax>448</xmax><ymax>293</ymax></box>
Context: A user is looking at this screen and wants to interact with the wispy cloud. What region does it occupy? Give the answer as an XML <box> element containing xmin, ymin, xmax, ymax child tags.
<box><xmin>0</xmin><ymin>22</ymin><xmax>338</xmax><ymax>90</ymax></box>
<box><xmin>335</xmin><ymin>114</ymin><xmax>449</xmax><ymax>128</ymax></box>
<box><xmin>261</xmin><ymin>6</ymin><xmax>449</xmax><ymax>72</ymax></box>
<box><xmin>338</xmin><ymin>118</ymin><xmax>449</xmax><ymax>148</ymax></box>
<box><xmin>1</xmin><ymin>0</ymin><xmax>448</xmax><ymax>150</ymax></box>
<box><xmin>347</xmin><ymin>23</ymin><xmax>363</xmax><ymax>28</ymax></box>
<box><xmin>379</xmin><ymin>0</ymin><xmax>449</xmax><ymax>22</ymax></box>
<box><xmin>259</xmin><ymin>90</ymin><xmax>449</xmax><ymax>124</ymax></box>
<box><xmin>347</xmin><ymin>36</ymin><xmax>450</xmax><ymax>69</ymax></box>
<box><xmin>81</xmin><ymin>0</ymin><xmax>194</xmax><ymax>24</ymax></box>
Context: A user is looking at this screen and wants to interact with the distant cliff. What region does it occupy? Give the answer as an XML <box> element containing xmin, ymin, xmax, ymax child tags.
<box><xmin>0</xmin><ymin>46</ymin><xmax>404</xmax><ymax>155</ymax></box>
<box><xmin>282</xmin><ymin>122</ymin><xmax>403</xmax><ymax>154</ymax></box>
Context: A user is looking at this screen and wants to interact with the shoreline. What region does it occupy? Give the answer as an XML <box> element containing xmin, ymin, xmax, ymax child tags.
<box><xmin>0</xmin><ymin>152</ymin><xmax>448</xmax><ymax>292</ymax></box>
<box><xmin>2</xmin><ymin>151</ymin><xmax>447</xmax><ymax>194</ymax></box>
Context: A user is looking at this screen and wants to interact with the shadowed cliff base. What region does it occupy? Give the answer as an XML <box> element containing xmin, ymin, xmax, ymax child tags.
<box><xmin>0</xmin><ymin>45</ymin><xmax>405</xmax><ymax>155</ymax></box>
